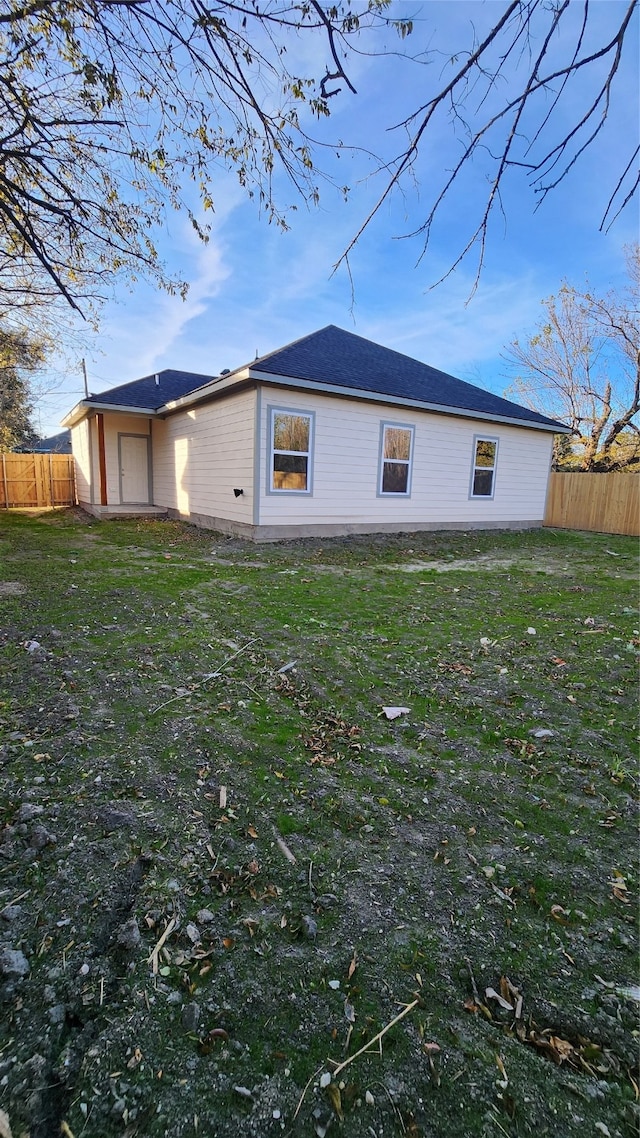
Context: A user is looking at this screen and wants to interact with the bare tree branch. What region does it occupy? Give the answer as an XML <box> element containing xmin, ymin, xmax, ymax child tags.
<box><xmin>504</xmin><ymin>246</ymin><xmax>640</xmax><ymax>471</ymax></box>
<box><xmin>0</xmin><ymin>1</ymin><xmax>636</xmax><ymax>315</ymax></box>
<box><xmin>335</xmin><ymin>0</ymin><xmax>637</xmax><ymax>286</ymax></box>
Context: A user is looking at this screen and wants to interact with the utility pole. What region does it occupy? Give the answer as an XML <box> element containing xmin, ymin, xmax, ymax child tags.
<box><xmin>81</xmin><ymin>358</ymin><xmax>89</xmax><ymax>399</ymax></box>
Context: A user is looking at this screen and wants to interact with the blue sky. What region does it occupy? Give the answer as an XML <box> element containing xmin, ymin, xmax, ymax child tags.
<box><xmin>36</xmin><ymin>0</ymin><xmax>638</xmax><ymax>437</ymax></box>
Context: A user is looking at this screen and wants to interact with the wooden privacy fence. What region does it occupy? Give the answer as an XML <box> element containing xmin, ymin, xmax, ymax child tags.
<box><xmin>0</xmin><ymin>453</ymin><xmax>76</xmax><ymax>509</ymax></box>
<box><xmin>544</xmin><ymin>472</ymin><xmax>639</xmax><ymax>536</ymax></box>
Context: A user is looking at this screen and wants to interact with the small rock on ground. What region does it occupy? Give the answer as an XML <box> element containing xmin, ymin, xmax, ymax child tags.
<box><xmin>0</xmin><ymin>948</ymin><xmax>30</xmax><ymax>978</ymax></box>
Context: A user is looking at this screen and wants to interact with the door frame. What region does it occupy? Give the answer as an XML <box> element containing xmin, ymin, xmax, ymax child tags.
<box><xmin>118</xmin><ymin>432</ymin><xmax>152</xmax><ymax>505</ymax></box>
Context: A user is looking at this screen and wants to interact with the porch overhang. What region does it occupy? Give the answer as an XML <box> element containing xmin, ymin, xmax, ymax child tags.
<box><xmin>62</xmin><ymin>401</ymin><xmax>158</xmax><ymax>429</ymax></box>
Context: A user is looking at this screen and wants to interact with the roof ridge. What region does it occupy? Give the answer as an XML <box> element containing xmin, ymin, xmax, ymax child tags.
<box><xmin>84</xmin><ymin>368</ymin><xmax>213</xmax><ymax>401</ymax></box>
<box><xmin>249</xmin><ymin>325</ymin><xmax>337</xmax><ymax>371</ymax></box>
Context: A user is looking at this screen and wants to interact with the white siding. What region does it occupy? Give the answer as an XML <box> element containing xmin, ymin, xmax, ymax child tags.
<box><xmin>152</xmin><ymin>388</ymin><xmax>255</xmax><ymax>525</ymax></box>
<box><xmin>71</xmin><ymin>384</ymin><xmax>554</xmax><ymax>536</ymax></box>
<box><xmin>258</xmin><ymin>388</ymin><xmax>553</xmax><ymax>528</ymax></box>
<box><xmin>71</xmin><ymin>420</ymin><xmax>92</xmax><ymax>504</ymax></box>
<box><xmin>102</xmin><ymin>413</ymin><xmax>152</xmax><ymax>505</ymax></box>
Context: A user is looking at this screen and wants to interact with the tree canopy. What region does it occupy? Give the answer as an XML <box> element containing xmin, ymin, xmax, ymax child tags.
<box><xmin>0</xmin><ymin>323</ymin><xmax>44</xmax><ymax>450</ymax></box>
<box><xmin>0</xmin><ymin>0</ymin><xmax>637</xmax><ymax>314</ymax></box>
<box><xmin>505</xmin><ymin>246</ymin><xmax>640</xmax><ymax>471</ymax></box>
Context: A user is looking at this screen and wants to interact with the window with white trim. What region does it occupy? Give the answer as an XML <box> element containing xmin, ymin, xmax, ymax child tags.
<box><xmin>269</xmin><ymin>409</ymin><xmax>313</xmax><ymax>493</ymax></box>
<box><xmin>470</xmin><ymin>437</ymin><xmax>498</xmax><ymax>498</ymax></box>
<box><xmin>379</xmin><ymin>422</ymin><xmax>414</xmax><ymax>495</ymax></box>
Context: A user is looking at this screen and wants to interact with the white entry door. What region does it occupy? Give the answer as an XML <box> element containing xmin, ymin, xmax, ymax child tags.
<box><xmin>119</xmin><ymin>434</ymin><xmax>151</xmax><ymax>504</ymax></box>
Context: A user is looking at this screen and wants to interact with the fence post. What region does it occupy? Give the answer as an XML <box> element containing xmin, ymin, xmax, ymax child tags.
<box><xmin>1</xmin><ymin>453</ymin><xmax>8</xmax><ymax>508</ymax></box>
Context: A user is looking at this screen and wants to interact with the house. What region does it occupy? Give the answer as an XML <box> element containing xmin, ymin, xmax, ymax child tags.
<box><xmin>30</xmin><ymin>430</ymin><xmax>72</xmax><ymax>454</ymax></box>
<box><xmin>61</xmin><ymin>325</ymin><xmax>568</xmax><ymax>541</ymax></box>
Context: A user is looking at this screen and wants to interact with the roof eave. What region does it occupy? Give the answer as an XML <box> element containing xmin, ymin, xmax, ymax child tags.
<box><xmin>61</xmin><ymin>402</ymin><xmax>85</xmax><ymax>428</ymax></box>
<box><xmin>62</xmin><ymin>366</ymin><xmax>569</xmax><ymax>435</ymax></box>
<box><xmin>161</xmin><ymin>366</ymin><xmax>252</xmax><ymax>413</ymax></box>
<box><xmin>61</xmin><ymin>400</ymin><xmax>158</xmax><ymax>427</ymax></box>
<box><xmin>248</xmin><ymin>370</ymin><xmax>570</xmax><ymax>433</ymax></box>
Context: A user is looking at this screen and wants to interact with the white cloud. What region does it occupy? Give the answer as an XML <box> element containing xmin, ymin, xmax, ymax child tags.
<box><xmin>89</xmin><ymin>223</ymin><xmax>232</xmax><ymax>386</ymax></box>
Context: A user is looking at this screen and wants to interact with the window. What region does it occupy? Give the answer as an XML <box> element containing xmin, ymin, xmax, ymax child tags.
<box><xmin>471</xmin><ymin>437</ymin><xmax>498</xmax><ymax>498</ymax></box>
<box><xmin>269</xmin><ymin>408</ymin><xmax>313</xmax><ymax>493</ymax></box>
<box><xmin>379</xmin><ymin>422</ymin><xmax>414</xmax><ymax>495</ymax></box>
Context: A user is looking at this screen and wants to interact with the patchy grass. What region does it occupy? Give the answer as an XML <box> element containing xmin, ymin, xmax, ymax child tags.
<box><xmin>0</xmin><ymin>509</ymin><xmax>638</xmax><ymax>1138</ymax></box>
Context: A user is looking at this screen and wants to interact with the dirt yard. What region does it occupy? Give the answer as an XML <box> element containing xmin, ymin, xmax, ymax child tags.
<box><xmin>0</xmin><ymin>512</ymin><xmax>637</xmax><ymax>1138</ymax></box>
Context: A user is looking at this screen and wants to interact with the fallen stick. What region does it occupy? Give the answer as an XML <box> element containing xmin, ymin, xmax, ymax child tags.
<box><xmin>4</xmin><ymin>889</ymin><xmax>30</xmax><ymax>909</ymax></box>
<box><xmin>151</xmin><ymin>638</ymin><xmax>258</xmax><ymax>713</ymax></box>
<box><xmin>274</xmin><ymin>833</ymin><xmax>296</xmax><ymax>864</ymax></box>
<box><xmin>464</xmin><ymin>955</ymin><xmax>480</xmax><ymax>1004</ymax></box>
<box><xmin>328</xmin><ymin>999</ymin><xmax>419</xmax><ymax>1078</ymax></box>
<box><xmin>292</xmin><ymin>1064</ymin><xmax>324</xmax><ymax>1122</ymax></box>
<box><xmin>148</xmin><ymin>916</ymin><xmax>177</xmax><ymax>974</ymax></box>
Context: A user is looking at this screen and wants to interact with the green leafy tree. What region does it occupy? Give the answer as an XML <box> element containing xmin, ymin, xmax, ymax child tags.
<box><xmin>505</xmin><ymin>247</ymin><xmax>640</xmax><ymax>471</ymax></box>
<box><xmin>0</xmin><ymin>1</ymin><xmax>636</xmax><ymax>313</ymax></box>
<box><xmin>0</xmin><ymin>325</ymin><xmax>45</xmax><ymax>450</ymax></box>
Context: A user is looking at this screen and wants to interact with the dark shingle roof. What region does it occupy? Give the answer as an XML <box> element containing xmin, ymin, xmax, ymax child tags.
<box><xmin>86</xmin><ymin>368</ymin><xmax>213</xmax><ymax>411</ymax></box>
<box><xmin>32</xmin><ymin>430</ymin><xmax>71</xmax><ymax>453</ymax></box>
<box><xmin>252</xmin><ymin>325</ymin><xmax>562</xmax><ymax>429</ymax></box>
<box><xmin>76</xmin><ymin>328</ymin><xmax>564</xmax><ymax>432</ymax></box>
